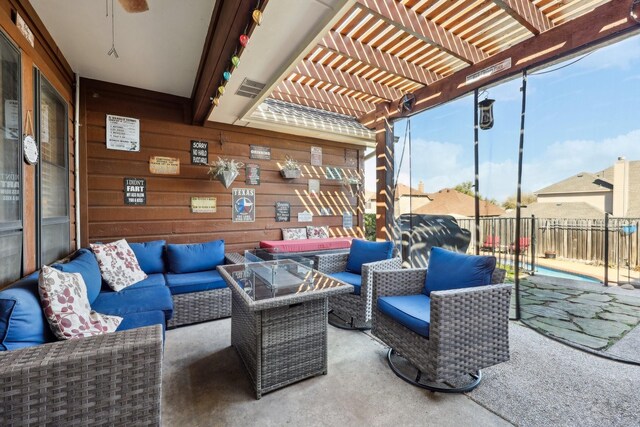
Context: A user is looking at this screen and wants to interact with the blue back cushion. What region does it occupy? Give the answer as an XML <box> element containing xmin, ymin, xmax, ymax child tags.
<box><xmin>130</xmin><ymin>240</ymin><xmax>166</xmax><ymax>274</ymax></box>
<box><xmin>0</xmin><ymin>272</ymin><xmax>55</xmax><ymax>351</ymax></box>
<box><xmin>424</xmin><ymin>247</ymin><xmax>496</xmax><ymax>296</ymax></box>
<box><xmin>166</xmin><ymin>240</ymin><xmax>225</xmax><ymax>274</ymax></box>
<box><xmin>345</xmin><ymin>239</ymin><xmax>394</xmax><ymax>274</ymax></box>
<box><xmin>52</xmin><ymin>248</ymin><xmax>102</xmax><ymax>304</ymax></box>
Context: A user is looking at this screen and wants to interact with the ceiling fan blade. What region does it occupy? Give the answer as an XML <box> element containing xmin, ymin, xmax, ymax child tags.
<box><xmin>118</xmin><ymin>0</ymin><xmax>149</xmax><ymax>13</ymax></box>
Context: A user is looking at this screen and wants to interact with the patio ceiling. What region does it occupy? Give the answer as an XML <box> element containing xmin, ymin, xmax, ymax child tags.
<box><xmin>245</xmin><ymin>0</ymin><xmax>636</xmax><ymax>128</ymax></box>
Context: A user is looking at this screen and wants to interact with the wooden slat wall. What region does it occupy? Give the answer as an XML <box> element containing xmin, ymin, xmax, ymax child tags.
<box><xmin>80</xmin><ymin>79</ymin><xmax>364</xmax><ymax>253</ymax></box>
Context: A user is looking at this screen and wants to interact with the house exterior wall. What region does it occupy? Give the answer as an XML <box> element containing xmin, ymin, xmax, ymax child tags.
<box><xmin>537</xmin><ymin>191</ymin><xmax>611</xmax><ymax>213</ymax></box>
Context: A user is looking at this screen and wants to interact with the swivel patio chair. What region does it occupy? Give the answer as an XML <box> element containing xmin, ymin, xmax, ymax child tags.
<box><xmin>372</xmin><ymin>247</ymin><xmax>510</xmax><ymax>393</ymax></box>
<box><xmin>315</xmin><ymin>239</ymin><xmax>401</xmax><ymax>330</ymax></box>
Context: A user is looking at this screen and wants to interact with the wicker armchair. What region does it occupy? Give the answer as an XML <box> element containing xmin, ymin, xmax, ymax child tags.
<box><xmin>0</xmin><ymin>325</ymin><xmax>163</xmax><ymax>425</ymax></box>
<box><xmin>372</xmin><ymin>267</ymin><xmax>510</xmax><ymax>393</ymax></box>
<box><xmin>316</xmin><ymin>252</ymin><xmax>402</xmax><ymax>329</ymax></box>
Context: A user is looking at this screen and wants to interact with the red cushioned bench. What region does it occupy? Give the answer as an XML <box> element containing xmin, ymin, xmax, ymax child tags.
<box><xmin>259</xmin><ymin>237</ymin><xmax>353</xmax><ymax>253</ymax></box>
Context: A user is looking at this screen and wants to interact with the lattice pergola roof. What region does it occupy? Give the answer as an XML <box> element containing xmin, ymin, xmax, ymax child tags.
<box><xmin>268</xmin><ymin>0</ymin><xmax>615</xmax><ymax>122</ymax></box>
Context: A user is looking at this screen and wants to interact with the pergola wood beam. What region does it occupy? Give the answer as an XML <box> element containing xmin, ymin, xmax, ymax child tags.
<box><xmin>320</xmin><ymin>30</ymin><xmax>441</xmax><ymax>86</ymax></box>
<box><xmin>360</xmin><ymin>0</ymin><xmax>638</xmax><ymax>128</ymax></box>
<box><xmin>273</xmin><ymin>80</ymin><xmax>377</xmax><ymax>115</ymax></box>
<box><xmin>295</xmin><ymin>59</ymin><xmax>403</xmax><ymax>101</ymax></box>
<box><xmin>356</xmin><ymin>0</ymin><xmax>488</xmax><ymax>65</ymax></box>
<box><xmin>493</xmin><ymin>0</ymin><xmax>552</xmax><ymax>35</ymax></box>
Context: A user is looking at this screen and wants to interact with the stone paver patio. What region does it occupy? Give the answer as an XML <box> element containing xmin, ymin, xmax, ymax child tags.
<box><xmin>515</xmin><ymin>275</ymin><xmax>640</xmax><ymax>362</ymax></box>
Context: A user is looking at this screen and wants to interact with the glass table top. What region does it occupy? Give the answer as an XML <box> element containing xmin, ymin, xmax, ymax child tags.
<box><xmin>244</xmin><ymin>248</ymin><xmax>315</xmax><ymax>269</ymax></box>
<box><xmin>219</xmin><ymin>259</ymin><xmax>348</xmax><ymax>301</ymax></box>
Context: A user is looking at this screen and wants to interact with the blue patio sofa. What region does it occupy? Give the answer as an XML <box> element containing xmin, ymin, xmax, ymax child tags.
<box><xmin>0</xmin><ymin>239</ymin><xmax>236</xmax><ymax>426</ymax></box>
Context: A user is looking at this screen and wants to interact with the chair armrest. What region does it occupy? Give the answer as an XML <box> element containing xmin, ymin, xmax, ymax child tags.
<box><xmin>315</xmin><ymin>253</ymin><xmax>349</xmax><ymax>273</ymax></box>
<box><xmin>361</xmin><ymin>257</ymin><xmax>402</xmax><ymax>295</ymax></box>
<box><xmin>0</xmin><ymin>325</ymin><xmax>163</xmax><ymax>425</ymax></box>
<box><xmin>225</xmin><ymin>252</ymin><xmax>246</xmax><ymax>264</ymax></box>
<box><xmin>372</xmin><ymin>268</ymin><xmax>427</xmax><ymax>301</ymax></box>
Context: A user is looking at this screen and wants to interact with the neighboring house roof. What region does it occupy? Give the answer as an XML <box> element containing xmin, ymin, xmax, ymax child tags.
<box><xmin>536</xmin><ymin>172</ymin><xmax>612</xmax><ymax>195</ymax></box>
<box><xmin>415</xmin><ymin>188</ymin><xmax>505</xmax><ymax>217</ymax></box>
<box><xmin>394</xmin><ymin>183</ymin><xmax>430</xmax><ymax>201</ymax></box>
<box><xmin>502</xmin><ymin>202</ymin><xmax>605</xmax><ymax>219</ymax></box>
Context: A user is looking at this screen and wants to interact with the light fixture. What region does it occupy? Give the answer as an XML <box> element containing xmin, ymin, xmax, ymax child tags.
<box><xmin>478</xmin><ymin>98</ymin><xmax>495</xmax><ymax>130</ymax></box>
<box><xmin>107</xmin><ymin>0</ymin><xmax>119</xmax><ymax>58</ymax></box>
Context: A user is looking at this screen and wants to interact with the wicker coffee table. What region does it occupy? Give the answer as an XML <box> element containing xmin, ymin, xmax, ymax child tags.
<box><xmin>217</xmin><ymin>259</ymin><xmax>353</xmax><ymax>399</ymax></box>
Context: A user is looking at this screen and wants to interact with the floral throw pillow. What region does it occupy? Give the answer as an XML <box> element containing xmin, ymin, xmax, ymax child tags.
<box><xmin>282</xmin><ymin>228</ymin><xmax>308</xmax><ymax>240</ymax></box>
<box><xmin>38</xmin><ymin>266</ymin><xmax>122</xmax><ymax>340</ymax></box>
<box><xmin>307</xmin><ymin>226</ymin><xmax>330</xmax><ymax>239</ymax></box>
<box><xmin>90</xmin><ymin>239</ymin><xmax>147</xmax><ymax>291</ymax></box>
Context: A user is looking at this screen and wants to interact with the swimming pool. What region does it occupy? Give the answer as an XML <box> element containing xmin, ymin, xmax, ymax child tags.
<box><xmin>502</xmin><ymin>262</ymin><xmax>601</xmax><ymax>283</ymax></box>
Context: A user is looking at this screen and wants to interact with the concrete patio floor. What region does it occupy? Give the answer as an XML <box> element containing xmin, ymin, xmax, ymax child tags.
<box><xmin>162</xmin><ymin>319</ymin><xmax>639</xmax><ymax>427</ymax></box>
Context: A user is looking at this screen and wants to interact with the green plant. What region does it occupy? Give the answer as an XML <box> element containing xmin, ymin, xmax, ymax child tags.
<box><xmin>281</xmin><ymin>156</ymin><xmax>301</xmax><ymax>171</ymax></box>
<box><xmin>342</xmin><ymin>175</ymin><xmax>361</xmax><ymax>185</ymax></box>
<box><xmin>365</xmin><ymin>213</ymin><xmax>376</xmax><ymax>241</ymax></box>
<box><xmin>208</xmin><ymin>157</ymin><xmax>243</xmax><ymax>178</ymax></box>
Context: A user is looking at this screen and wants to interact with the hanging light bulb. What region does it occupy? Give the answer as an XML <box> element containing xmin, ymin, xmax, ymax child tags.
<box><xmin>252</xmin><ymin>9</ymin><xmax>263</xmax><ymax>25</ymax></box>
<box><xmin>218</xmin><ymin>85</ymin><xmax>225</xmax><ymax>95</ymax></box>
<box><xmin>231</xmin><ymin>55</ymin><xmax>240</xmax><ymax>67</ymax></box>
<box><xmin>478</xmin><ymin>98</ymin><xmax>495</xmax><ymax>130</ymax></box>
<box><xmin>239</xmin><ymin>34</ymin><xmax>249</xmax><ymax>47</ymax></box>
<box><xmin>223</xmin><ymin>71</ymin><xmax>231</xmax><ymax>81</ymax></box>
<box><xmin>213</xmin><ymin>97</ymin><xmax>220</xmax><ymax>106</ymax></box>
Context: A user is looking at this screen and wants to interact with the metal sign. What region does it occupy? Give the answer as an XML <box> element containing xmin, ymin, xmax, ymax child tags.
<box><xmin>191</xmin><ymin>197</ymin><xmax>216</xmax><ymax>213</ymax></box>
<box><xmin>250</xmin><ymin>145</ymin><xmax>271</xmax><ymax>160</ymax></box>
<box><xmin>124</xmin><ymin>177</ymin><xmax>146</xmax><ymax>205</ymax></box>
<box><xmin>275</xmin><ymin>201</ymin><xmax>290</xmax><ymax>222</ymax></box>
<box><xmin>190</xmin><ymin>140</ymin><xmax>208</xmax><ymax>165</ymax></box>
<box><xmin>233</xmin><ymin>188</ymin><xmax>256</xmax><ymax>222</ymax></box>
<box><xmin>308</xmin><ymin>179</ymin><xmax>320</xmax><ymax>197</ymax></box>
<box><xmin>245</xmin><ymin>163</ymin><xmax>260</xmax><ymax>185</ymax></box>
<box><xmin>466</xmin><ymin>58</ymin><xmax>511</xmax><ymax>85</ymax></box>
<box><xmin>106</xmin><ymin>114</ymin><xmax>140</xmax><ymax>151</ymax></box>
<box><xmin>342</xmin><ymin>212</ymin><xmax>353</xmax><ymax>229</ymax></box>
<box><xmin>298</xmin><ymin>211</ymin><xmax>313</xmax><ymax>222</ymax></box>
<box><xmin>150</xmin><ymin>156</ymin><xmax>180</xmax><ymax>175</ymax></box>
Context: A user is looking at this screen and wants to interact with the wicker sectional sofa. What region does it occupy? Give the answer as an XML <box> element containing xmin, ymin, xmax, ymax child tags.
<box><xmin>0</xmin><ymin>239</ymin><xmax>236</xmax><ymax>426</ymax></box>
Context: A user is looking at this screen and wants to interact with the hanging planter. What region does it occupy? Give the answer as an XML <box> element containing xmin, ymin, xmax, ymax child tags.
<box><xmin>280</xmin><ymin>156</ymin><xmax>301</xmax><ymax>179</ymax></box>
<box><xmin>208</xmin><ymin>157</ymin><xmax>243</xmax><ymax>189</ymax></box>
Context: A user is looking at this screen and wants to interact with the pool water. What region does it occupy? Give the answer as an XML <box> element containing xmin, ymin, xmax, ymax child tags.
<box><xmin>532</xmin><ymin>265</ymin><xmax>601</xmax><ymax>283</ymax></box>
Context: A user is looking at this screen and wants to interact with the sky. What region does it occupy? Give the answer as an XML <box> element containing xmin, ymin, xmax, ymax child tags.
<box><xmin>364</xmin><ymin>34</ymin><xmax>640</xmax><ymax>204</ymax></box>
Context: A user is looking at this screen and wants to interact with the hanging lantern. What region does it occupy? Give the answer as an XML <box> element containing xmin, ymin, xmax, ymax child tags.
<box><xmin>478</xmin><ymin>98</ymin><xmax>495</xmax><ymax>130</ymax></box>
<box><xmin>223</xmin><ymin>71</ymin><xmax>231</xmax><ymax>81</ymax></box>
<box><xmin>239</xmin><ymin>34</ymin><xmax>249</xmax><ymax>47</ymax></box>
<box><xmin>398</xmin><ymin>93</ymin><xmax>415</xmax><ymax>115</ymax></box>
<box><xmin>252</xmin><ymin>9</ymin><xmax>263</xmax><ymax>25</ymax></box>
<box><xmin>218</xmin><ymin>85</ymin><xmax>225</xmax><ymax>95</ymax></box>
<box><xmin>231</xmin><ymin>55</ymin><xmax>240</xmax><ymax>67</ymax></box>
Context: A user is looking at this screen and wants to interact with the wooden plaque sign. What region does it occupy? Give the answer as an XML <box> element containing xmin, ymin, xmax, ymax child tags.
<box><xmin>245</xmin><ymin>163</ymin><xmax>260</xmax><ymax>185</ymax></box>
<box><xmin>124</xmin><ymin>177</ymin><xmax>146</xmax><ymax>205</ymax></box>
<box><xmin>191</xmin><ymin>140</ymin><xmax>208</xmax><ymax>165</ymax></box>
<box><xmin>250</xmin><ymin>145</ymin><xmax>271</xmax><ymax>160</ymax></box>
<box><xmin>150</xmin><ymin>156</ymin><xmax>180</xmax><ymax>175</ymax></box>
<box><xmin>275</xmin><ymin>201</ymin><xmax>290</xmax><ymax>222</ymax></box>
<box><xmin>191</xmin><ymin>197</ymin><xmax>217</xmax><ymax>213</ymax></box>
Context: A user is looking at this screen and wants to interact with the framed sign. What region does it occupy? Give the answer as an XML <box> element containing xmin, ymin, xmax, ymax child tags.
<box><xmin>106</xmin><ymin>114</ymin><xmax>140</xmax><ymax>151</ymax></box>
<box><xmin>190</xmin><ymin>140</ymin><xmax>208</xmax><ymax>165</ymax></box>
<box><xmin>124</xmin><ymin>177</ymin><xmax>146</xmax><ymax>205</ymax></box>
<box><xmin>345</xmin><ymin>149</ymin><xmax>358</xmax><ymax>167</ymax></box>
<box><xmin>308</xmin><ymin>179</ymin><xmax>320</xmax><ymax>197</ymax></box>
<box><xmin>191</xmin><ymin>197</ymin><xmax>217</xmax><ymax>213</ymax></box>
<box><xmin>342</xmin><ymin>212</ymin><xmax>353</xmax><ymax>229</ymax></box>
<box><xmin>233</xmin><ymin>188</ymin><xmax>255</xmax><ymax>222</ymax></box>
<box><xmin>245</xmin><ymin>163</ymin><xmax>260</xmax><ymax>185</ymax></box>
<box><xmin>311</xmin><ymin>146</ymin><xmax>322</xmax><ymax>166</ymax></box>
<box><xmin>250</xmin><ymin>145</ymin><xmax>271</xmax><ymax>160</ymax></box>
<box><xmin>150</xmin><ymin>156</ymin><xmax>180</xmax><ymax>175</ymax></box>
<box><xmin>298</xmin><ymin>211</ymin><xmax>313</xmax><ymax>222</ymax></box>
<box><xmin>275</xmin><ymin>201</ymin><xmax>290</xmax><ymax>222</ymax></box>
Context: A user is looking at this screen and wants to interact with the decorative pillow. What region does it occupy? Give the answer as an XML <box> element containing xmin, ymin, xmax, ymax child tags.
<box><xmin>90</xmin><ymin>239</ymin><xmax>147</xmax><ymax>291</ymax></box>
<box><xmin>424</xmin><ymin>247</ymin><xmax>496</xmax><ymax>296</ymax></box>
<box><xmin>346</xmin><ymin>239</ymin><xmax>394</xmax><ymax>274</ymax></box>
<box><xmin>166</xmin><ymin>240</ymin><xmax>225</xmax><ymax>274</ymax></box>
<box><xmin>306</xmin><ymin>226</ymin><xmax>329</xmax><ymax>239</ymax></box>
<box><xmin>38</xmin><ymin>266</ymin><xmax>122</xmax><ymax>340</ymax></box>
<box><xmin>282</xmin><ymin>228</ymin><xmax>307</xmax><ymax>240</ymax></box>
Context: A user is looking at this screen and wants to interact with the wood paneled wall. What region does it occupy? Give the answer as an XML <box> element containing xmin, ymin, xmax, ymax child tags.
<box><xmin>80</xmin><ymin>79</ymin><xmax>365</xmax><ymax>253</ymax></box>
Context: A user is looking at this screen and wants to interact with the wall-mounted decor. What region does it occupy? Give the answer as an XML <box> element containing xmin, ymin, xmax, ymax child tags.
<box><xmin>280</xmin><ymin>156</ymin><xmax>301</xmax><ymax>179</ymax></box>
<box><xmin>14</xmin><ymin>12</ymin><xmax>34</xmax><ymax>47</ymax></box>
<box><xmin>298</xmin><ymin>211</ymin><xmax>313</xmax><ymax>222</ymax></box>
<box><xmin>250</xmin><ymin>145</ymin><xmax>271</xmax><ymax>160</ymax></box>
<box><xmin>191</xmin><ymin>197</ymin><xmax>217</xmax><ymax>213</ymax></box>
<box><xmin>191</xmin><ymin>140</ymin><xmax>208</xmax><ymax>165</ymax></box>
<box><xmin>345</xmin><ymin>149</ymin><xmax>358</xmax><ymax>167</ymax></box>
<box><xmin>124</xmin><ymin>177</ymin><xmax>146</xmax><ymax>205</ymax></box>
<box><xmin>342</xmin><ymin>212</ymin><xmax>353</xmax><ymax>229</ymax></box>
<box><xmin>208</xmin><ymin>157</ymin><xmax>243</xmax><ymax>188</ymax></box>
<box><xmin>106</xmin><ymin>114</ymin><xmax>140</xmax><ymax>151</ymax></box>
<box><xmin>319</xmin><ymin>207</ymin><xmax>332</xmax><ymax>216</ymax></box>
<box><xmin>311</xmin><ymin>146</ymin><xmax>322</xmax><ymax>166</ymax></box>
<box><xmin>246</xmin><ymin>163</ymin><xmax>260</xmax><ymax>185</ymax></box>
<box><xmin>325</xmin><ymin>167</ymin><xmax>342</xmax><ymax>180</ymax></box>
<box><xmin>150</xmin><ymin>156</ymin><xmax>180</xmax><ymax>175</ymax></box>
<box><xmin>308</xmin><ymin>179</ymin><xmax>320</xmax><ymax>197</ymax></box>
<box><xmin>233</xmin><ymin>188</ymin><xmax>255</xmax><ymax>222</ymax></box>
<box><xmin>275</xmin><ymin>201</ymin><xmax>290</xmax><ymax>222</ymax></box>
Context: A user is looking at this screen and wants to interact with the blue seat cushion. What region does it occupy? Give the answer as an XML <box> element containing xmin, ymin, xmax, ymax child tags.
<box><xmin>166</xmin><ymin>240</ymin><xmax>225</xmax><ymax>274</ymax></box>
<box><xmin>52</xmin><ymin>248</ymin><xmax>102</xmax><ymax>304</ymax></box>
<box><xmin>424</xmin><ymin>247</ymin><xmax>496</xmax><ymax>296</ymax></box>
<box><xmin>129</xmin><ymin>240</ymin><xmax>166</xmax><ymax>274</ymax></box>
<box><xmin>0</xmin><ymin>272</ymin><xmax>55</xmax><ymax>351</ymax></box>
<box><xmin>377</xmin><ymin>294</ymin><xmax>431</xmax><ymax>338</ymax></box>
<box><xmin>124</xmin><ymin>273</ymin><xmax>166</xmax><ymax>290</ymax></box>
<box><xmin>328</xmin><ymin>271</ymin><xmax>362</xmax><ymax>295</ymax></box>
<box><xmin>92</xmin><ymin>285</ymin><xmax>173</xmax><ymax>321</ymax></box>
<box><xmin>117</xmin><ymin>310</ymin><xmax>165</xmax><ymax>332</ymax></box>
<box><xmin>346</xmin><ymin>239</ymin><xmax>393</xmax><ymax>274</ymax></box>
<box><xmin>165</xmin><ymin>270</ymin><xmax>227</xmax><ymax>295</ymax></box>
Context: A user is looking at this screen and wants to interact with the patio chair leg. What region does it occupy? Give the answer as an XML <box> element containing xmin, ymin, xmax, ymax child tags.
<box><xmin>327</xmin><ymin>311</ymin><xmax>371</xmax><ymax>331</ymax></box>
<box><xmin>386</xmin><ymin>349</ymin><xmax>482</xmax><ymax>394</ymax></box>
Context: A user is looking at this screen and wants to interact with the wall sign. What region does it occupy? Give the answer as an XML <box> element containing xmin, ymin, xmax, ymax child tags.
<box><xmin>124</xmin><ymin>177</ymin><xmax>146</xmax><ymax>205</ymax></box>
<box><xmin>250</xmin><ymin>145</ymin><xmax>271</xmax><ymax>160</ymax></box>
<box><xmin>150</xmin><ymin>156</ymin><xmax>180</xmax><ymax>175</ymax></box>
<box><xmin>308</xmin><ymin>179</ymin><xmax>320</xmax><ymax>197</ymax></box>
<box><xmin>233</xmin><ymin>188</ymin><xmax>255</xmax><ymax>222</ymax></box>
<box><xmin>15</xmin><ymin>12</ymin><xmax>34</xmax><ymax>47</ymax></box>
<box><xmin>342</xmin><ymin>212</ymin><xmax>353</xmax><ymax>229</ymax></box>
<box><xmin>345</xmin><ymin>149</ymin><xmax>358</xmax><ymax>167</ymax></box>
<box><xmin>311</xmin><ymin>146</ymin><xmax>322</xmax><ymax>166</ymax></box>
<box><xmin>190</xmin><ymin>140</ymin><xmax>208</xmax><ymax>165</ymax></box>
<box><xmin>298</xmin><ymin>211</ymin><xmax>313</xmax><ymax>222</ymax></box>
<box><xmin>245</xmin><ymin>163</ymin><xmax>260</xmax><ymax>185</ymax></box>
<box><xmin>466</xmin><ymin>58</ymin><xmax>512</xmax><ymax>85</ymax></box>
<box><xmin>191</xmin><ymin>197</ymin><xmax>217</xmax><ymax>213</ymax></box>
<box><xmin>106</xmin><ymin>114</ymin><xmax>140</xmax><ymax>151</ymax></box>
<box><xmin>275</xmin><ymin>201</ymin><xmax>290</xmax><ymax>222</ymax></box>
